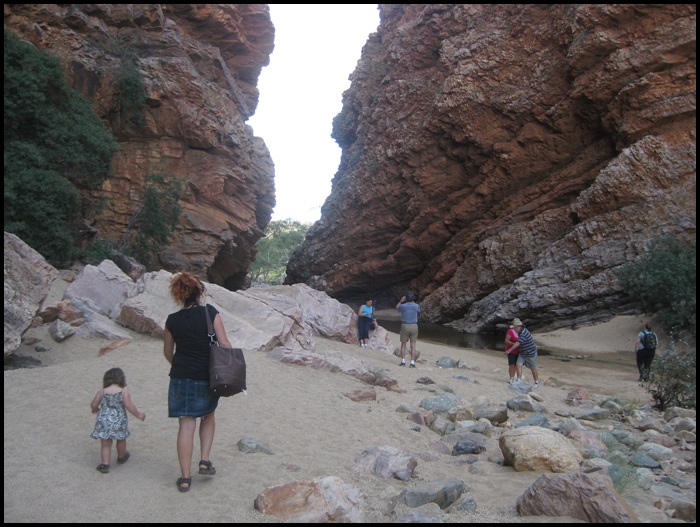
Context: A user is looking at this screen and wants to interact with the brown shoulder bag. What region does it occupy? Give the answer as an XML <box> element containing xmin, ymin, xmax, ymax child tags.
<box><xmin>205</xmin><ymin>305</ymin><xmax>247</xmax><ymax>397</ymax></box>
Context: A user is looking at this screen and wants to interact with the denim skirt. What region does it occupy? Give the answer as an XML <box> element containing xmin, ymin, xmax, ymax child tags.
<box><xmin>168</xmin><ymin>378</ymin><xmax>219</xmax><ymax>418</ymax></box>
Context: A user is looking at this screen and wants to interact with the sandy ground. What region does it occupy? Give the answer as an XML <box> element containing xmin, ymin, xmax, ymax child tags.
<box><xmin>4</xmin><ymin>306</ymin><xmax>662</xmax><ymax>524</ymax></box>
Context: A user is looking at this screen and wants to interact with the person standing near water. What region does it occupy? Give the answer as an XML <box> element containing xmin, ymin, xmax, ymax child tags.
<box><xmin>357</xmin><ymin>298</ymin><xmax>374</xmax><ymax>348</ymax></box>
<box><xmin>396</xmin><ymin>292</ymin><xmax>420</xmax><ymax>367</ymax></box>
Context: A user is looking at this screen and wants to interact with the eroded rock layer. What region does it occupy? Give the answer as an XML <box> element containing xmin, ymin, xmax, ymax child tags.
<box><xmin>286</xmin><ymin>4</ymin><xmax>696</xmax><ymax>332</ymax></box>
<box><xmin>4</xmin><ymin>4</ymin><xmax>275</xmax><ymax>289</ymax></box>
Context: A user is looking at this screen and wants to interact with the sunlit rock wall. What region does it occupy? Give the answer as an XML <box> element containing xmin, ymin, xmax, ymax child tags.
<box><xmin>286</xmin><ymin>4</ymin><xmax>696</xmax><ymax>331</ymax></box>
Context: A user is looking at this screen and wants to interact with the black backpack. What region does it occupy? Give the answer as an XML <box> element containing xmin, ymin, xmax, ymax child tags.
<box><xmin>642</xmin><ymin>330</ymin><xmax>658</xmax><ymax>352</ymax></box>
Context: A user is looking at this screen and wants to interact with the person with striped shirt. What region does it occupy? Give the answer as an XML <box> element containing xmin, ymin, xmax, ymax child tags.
<box><xmin>511</xmin><ymin>318</ymin><xmax>540</xmax><ymax>388</ymax></box>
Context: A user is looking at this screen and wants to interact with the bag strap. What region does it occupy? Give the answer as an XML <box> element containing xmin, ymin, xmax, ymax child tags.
<box><xmin>204</xmin><ymin>304</ymin><xmax>218</xmax><ymax>346</ymax></box>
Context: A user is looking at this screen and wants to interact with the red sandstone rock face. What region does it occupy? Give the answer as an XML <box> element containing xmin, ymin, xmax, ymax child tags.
<box><xmin>4</xmin><ymin>4</ymin><xmax>275</xmax><ymax>289</ymax></box>
<box><xmin>286</xmin><ymin>4</ymin><xmax>696</xmax><ymax>332</ymax></box>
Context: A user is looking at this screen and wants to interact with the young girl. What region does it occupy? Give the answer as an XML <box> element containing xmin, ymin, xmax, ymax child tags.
<box><xmin>90</xmin><ymin>367</ymin><xmax>146</xmax><ymax>473</ymax></box>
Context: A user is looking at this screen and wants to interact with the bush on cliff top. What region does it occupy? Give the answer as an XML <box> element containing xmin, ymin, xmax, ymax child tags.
<box><xmin>4</xmin><ymin>30</ymin><xmax>119</xmax><ymax>267</ymax></box>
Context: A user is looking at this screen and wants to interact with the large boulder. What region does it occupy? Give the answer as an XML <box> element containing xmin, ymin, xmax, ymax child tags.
<box><xmin>499</xmin><ymin>425</ymin><xmax>583</xmax><ymax>472</ymax></box>
<box><xmin>254</xmin><ymin>476</ymin><xmax>363</xmax><ymax>523</ymax></box>
<box><xmin>4</xmin><ymin>232</ymin><xmax>58</xmax><ymax>356</ymax></box>
<box><xmin>64</xmin><ymin>260</ymin><xmax>138</xmax><ymax>319</ymax></box>
<box><xmin>517</xmin><ymin>472</ymin><xmax>639</xmax><ymax>523</ymax></box>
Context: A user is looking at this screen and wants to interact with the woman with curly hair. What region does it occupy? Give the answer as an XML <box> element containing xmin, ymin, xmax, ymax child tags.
<box><xmin>163</xmin><ymin>272</ymin><xmax>232</xmax><ymax>492</ymax></box>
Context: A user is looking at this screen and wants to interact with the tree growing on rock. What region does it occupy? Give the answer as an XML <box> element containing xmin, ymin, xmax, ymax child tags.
<box><xmin>119</xmin><ymin>171</ymin><xmax>184</xmax><ymax>269</ymax></box>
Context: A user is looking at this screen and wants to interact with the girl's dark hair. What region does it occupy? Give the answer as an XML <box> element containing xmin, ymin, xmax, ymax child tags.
<box><xmin>170</xmin><ymin>272</ymin><xmax>205</xmax><ymax>307</ymax></box>
<box><xmin>103</xmin><ymin>367</ymin><xmax>127</xmax><ymax>388</ymax></box>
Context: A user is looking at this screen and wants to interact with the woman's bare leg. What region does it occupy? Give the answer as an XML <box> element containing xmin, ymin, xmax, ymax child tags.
<box><xmin>199</xmin><ymin>412</ymin><xmax>216</xmax><ymax>466</ymax></box>
<box><xmin>177</xmin><ymin>417</ymin><xmax>197</xmax><ymax>487</ymax></box>
<box><xmin>508</xmin><ymin>363</ymin><xmax>516</xmax><ymax>379</ymax></box>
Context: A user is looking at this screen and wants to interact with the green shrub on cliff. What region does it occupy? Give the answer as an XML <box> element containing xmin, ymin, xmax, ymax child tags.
<box><xmin>616</xmin><ymin>235</ymin><xmax>696</xmax><ymax>340</ymax></box>
<box><xmin>617</xmin><ymin>235</ymin><xmax>696</xmax><ymax>410</ymax></box>
<box><xmin>4</xmin><ymin>30</ymin><xmax>119</xmax><ymax>267</ymax></box>
<box><xmin>105</xmin><ymin>37</ymin><xmax>146</xmax><ymax>126</ymax></box>
<box><xmin>119</xmin><ymin>171</ymin><xmax>184</xmax><ymax>268</ymax></box>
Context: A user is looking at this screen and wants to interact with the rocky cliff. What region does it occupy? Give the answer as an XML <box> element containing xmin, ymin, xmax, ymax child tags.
<box><xmin>286</xmin><ymin>4</ymin><xmax>696</xmax><ymax>332</ymax></box>
<box><xmin>4</xmin><ymin>4</ymin><xmax>275</xmax><ymax>289</ymax></box>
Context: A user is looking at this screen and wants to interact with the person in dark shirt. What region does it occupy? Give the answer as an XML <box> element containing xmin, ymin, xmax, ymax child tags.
<box><xmin>163</xmin><ymin>272</ymin><xmax>232</xmax><ymax>492</ymax></box>
<box><xmin>634</xmin><ymin>323</ymin><xmax>658</xmax><ymax>381</ymax></box>
<box><xmin>511</xmin><ymin>318</ymin><xmax>540</xmax><ymax>388</ymax></box>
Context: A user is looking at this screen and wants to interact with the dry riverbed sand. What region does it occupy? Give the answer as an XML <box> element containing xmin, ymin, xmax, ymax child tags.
<box><xmin>5</xmin><ymin>310</ymin><xmax>665</xmax><ymax>522</ymax></box>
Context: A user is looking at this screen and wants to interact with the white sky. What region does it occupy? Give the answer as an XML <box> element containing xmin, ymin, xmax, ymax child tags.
<box><xmin>246</xmin><ymin>4</ymin><xmax>380</xmax><ymax>224</ymax></box>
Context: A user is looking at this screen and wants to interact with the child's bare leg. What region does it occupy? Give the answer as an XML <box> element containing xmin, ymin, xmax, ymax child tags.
<box><xmin>116</xmin><ymin>439</ymin><xmax>127</xmax><ymax>459</ymax></box>
<box><xmin>100</xmin><ymin>439</ymin><xmax>113</xmax><ymax>465</ymax></box>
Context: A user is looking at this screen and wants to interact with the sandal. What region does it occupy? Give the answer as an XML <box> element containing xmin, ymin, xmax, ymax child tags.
<box><xmin>198</xmin><ymin>460</ymin><xmax>216</xmax><ymax>475</ymax></box>
<box><xmin>117</xmin><ymin>451</ymin><xmax>130</xmax><ymax>464</ymax></box>
<box><xmin>176</xmin><ymin>477</ymin><xmax>191</xmax><ymax>492</ymax></box>
<box><xmin>96</xmin><ymin>464</ymin><xmax>110</xmax><ymax>473</ymax></box>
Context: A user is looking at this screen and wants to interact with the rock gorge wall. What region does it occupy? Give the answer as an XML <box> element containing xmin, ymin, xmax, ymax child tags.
<box><xmin>286</xmin><ymin>4</ymin><xmax>696</xmax><ymax>332</ymax></box>
<box><xmin>4</xmin><ymin>4</ymin><xmax>275</xmax><ymax>290</ymax></box>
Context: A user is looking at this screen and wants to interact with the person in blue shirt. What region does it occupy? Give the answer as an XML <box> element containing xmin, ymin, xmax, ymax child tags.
<box><xmin>396</xmin><ymin>292</ymin><xmax>420</xmax><ymax>367</ymax></box>
<box><xmin>357</xmin><ymin>298</ymin><xmax>375</xmax><ymax>348</ymax></box>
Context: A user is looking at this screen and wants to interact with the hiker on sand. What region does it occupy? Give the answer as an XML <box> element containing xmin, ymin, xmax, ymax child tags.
<box><xmin>163</xmin><ymin>272</ymin><xmax>232</xmax><ymax>492</ymax></box>
<box><xmin>511</xmin><ymin>318</ymin><xmax>540</xmax><ymax>388</ymax></box>
<box><xmin>634</xmin><ymin>323</ymin><xmax>658</xmax><ymax>381</ymax></box>
<box><xmin>396</xmin><ymin>292</ymin><xmax>420</xmax><ymax>368</ymax></box>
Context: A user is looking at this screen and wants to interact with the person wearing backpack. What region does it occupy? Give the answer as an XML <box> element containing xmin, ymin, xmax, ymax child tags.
<box><xmin>634</xmin><ymin>323</ymin><xmax>658</xmax><ymax>381</ymax></box>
